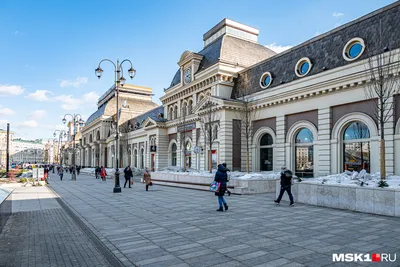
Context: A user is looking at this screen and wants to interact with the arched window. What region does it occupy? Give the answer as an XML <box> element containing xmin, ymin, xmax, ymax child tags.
<box><xmin>174</xmin><ymin>106</ymin><xmax>178</xmax><ymax>120</ymax></box>
<box><xmin>133</xmin><ymin>149</ymin><xmax>137</xmax><ymax>168</ymax></box>
<box><xmin>188</xmin><ymin>100</ymin><xmax>193</xmax><ymax>115</ymax></box>
<box><xmin>96</xmin><ymin>131</ymin><xmax>100</xmax><ymax>141</ymax></box>
<box><xmin>140</xmin><ymin>148</ymin><xmax>144</xmax><ymax>169</ymax></box>
<box><xmin>169</xmin><ymin>107</ymin><xmax>173</xmax><ymax>120</ymax></box>
<box><xmin>185</xmin><ymin>141</ymin><xmax>192</xmax><ymax>168</ymax></box>
<box><xmin>89</xmin><ymin>134</ymin><xmax>93</xmax><ymax>143</ymax></box>
<box><xmin>182</xmin><ymin>102</ymin><xmax>187</xmax><ymax>117</ymax></box>
<box><xmin>213</xmin><ymin>125</ymin><xmax>218</xmax><ymax>140</ymax></box>
<box><xmin>343</xmin><ymin>121</ymin><xmax>370</xmax><ymax>172</ymax></box>
<box><xmin>171</xmin><ymin>143</ymin><xmax>177</xmax><ymax>166</ymax></box>
<box><xmin>295</xmin><ymin>128</ymin><xmax>314</xmax><ymax>178</ymax></box>
<box><xmin>260</xmin><ymin>133</ymin><xmax>273</xmax><ymax>171</ymax></box>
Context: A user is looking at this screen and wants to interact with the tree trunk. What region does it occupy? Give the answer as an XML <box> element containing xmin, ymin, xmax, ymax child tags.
<box><xmin>380</xmin><ymin>139</ymin><xmax>386</xmax><ymax>180</ymax></box>
<box><xmin>208</xmin><ymin>150</ymin><xmax>212</xmax><ymax>173</ymax></box>
<box><xmin>246</xmin><ymin>151</ymin><xmax>249</xmax><ymax>174</ymax></box>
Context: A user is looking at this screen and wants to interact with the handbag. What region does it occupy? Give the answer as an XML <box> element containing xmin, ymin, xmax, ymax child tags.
<box><xmin>130</xmin><ymin>179</ymin><xmax>134</xmax><ymax>185</ymax></box>
<box><xmin>210</xmin><ymin>181</ymin><xmax>221</xmax><ymax>192</ymax></box>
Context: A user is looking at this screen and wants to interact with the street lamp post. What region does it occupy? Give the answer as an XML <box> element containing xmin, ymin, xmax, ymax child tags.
<box><xmin>95</xmin><ymin>59</ymin><xmax>136</xmax><ymax>193</ymax></box>
<box><xmin>54</xmin><ymin>130</ymin><xmax>67</xmax><ymax>165</ymax></box>
<box><xmin>61</xmin><ymin>114</ymin><xmax>83</xmax><ymax>181</ymax></box>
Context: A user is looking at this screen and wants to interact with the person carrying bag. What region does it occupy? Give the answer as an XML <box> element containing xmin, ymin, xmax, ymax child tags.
<box><xmin>124</xmin><ymin>165</ymin><xmax>133</xmax><ymax>188</ymax></box>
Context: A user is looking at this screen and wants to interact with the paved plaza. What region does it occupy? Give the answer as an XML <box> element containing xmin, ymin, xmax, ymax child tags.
<box><xmin>31</xmin><ymin>172</ymin><xmax>400</xmax><ymax>266</ymax></box>
<box><xmin>1</xmin><ymin>172</ymin><xmax>399</xmax><ymax>266</ymax></box>
<box><xmin>0</xmin><ymin>183</ymin><xmax>113</xmax><ymax>267</ymax></box>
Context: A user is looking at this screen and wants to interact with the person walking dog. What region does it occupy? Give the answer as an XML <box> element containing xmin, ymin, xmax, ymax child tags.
<box><xmin>274</xmin><ymin>166</ymin><xmax>295</xmax><ymax>206</ymax></box>
<box><xmin>124</xmin><ymin>165</ymin><xmax>133</xmax><ymax>188</ymax></box>
<box><xmin>143</xmin><ymin>167</ymin><xmax>152</xmax><ymax>191</ymax></box>
<box><xmin>214</xmin><ymin>163</ymin><xmax>229</xmax><ymax>212</ymax></box>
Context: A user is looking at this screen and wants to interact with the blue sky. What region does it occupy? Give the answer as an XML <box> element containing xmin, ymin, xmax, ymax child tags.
<box><xmin>0</xmin><ymin>0</ymin><xmax>396</xmax><ymax>140</ymax></box>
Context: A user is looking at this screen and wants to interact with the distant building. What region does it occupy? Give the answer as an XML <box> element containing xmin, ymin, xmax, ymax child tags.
<box><xmin>11</xmin><ymin>138</ymin><xmax>45</xmax><ymax>164</ymax></box>
<box><xmin>77</xmin><ymin>84</ymin><xmax>158</xmax><ymax>168</ymax></box>
<box><xmin>0</xmin><ymin>129</ymin><xmax>14</xmax><ymax>168</ymax></box>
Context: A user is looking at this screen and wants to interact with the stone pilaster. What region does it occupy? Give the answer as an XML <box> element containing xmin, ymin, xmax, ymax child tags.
<box><xmin>219</xmin><ymin>120</ymin><xmax>233</xmax><ymax>169</ymax></box>
<box><xmin>318</xmin><ymin>108</ymin><xmax>332</xmax><ymax>176</ymax></box>
<box><xmin>276</xmin><ymin>115</ymin><xmax>286</xmax><ymax>170</ymax></box>
<box><xmin>383</xmin><ymin>96</ymin><xmax>395</xmax><ymax>175</ymax></box>
<box><xmin>156</xmin><ymin>130</ymin><xmax>169</xmax><ymax>170</ymax></box>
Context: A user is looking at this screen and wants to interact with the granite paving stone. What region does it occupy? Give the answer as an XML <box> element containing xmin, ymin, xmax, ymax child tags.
<box><xmin>8</xmin><ymin>171</ymin><xmax>396</xmax><ymax>267</ymax></box>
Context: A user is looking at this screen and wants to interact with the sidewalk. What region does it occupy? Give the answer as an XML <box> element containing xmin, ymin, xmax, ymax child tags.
<box><xmin>48</xmin><ymin>171</ymin><xmax>400</xmax><ymax>267</ymax></box>
<box><xmin>0</xmin><ymin>182</ymin><xmax>113</xmax><ymax>267</ymax></box>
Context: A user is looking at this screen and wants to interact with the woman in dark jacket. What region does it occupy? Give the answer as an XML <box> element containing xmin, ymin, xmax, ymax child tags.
<box><xmin>123</xmin><ymin>165</ymin><xmax>133</xmax><ymax>188</ymax></box>
<box><xmin>214</xmin><ymin>164</ymin><xmax>229</xmax><ymax>212</ymax></box>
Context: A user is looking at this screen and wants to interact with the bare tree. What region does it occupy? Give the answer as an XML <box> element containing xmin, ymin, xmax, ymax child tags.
<box><xmin>235</xmin><ymin>88</ymin><xmax>259</xmax><ymax>173</ymax></box>
<box><xmin>365</xmin><ymin>21</ymin><xmax>400</xmax><ymax>180</ymax></box>
<box><xmin>199</xmin><ymin>98</ymin><xmax>220</xmax><ymax>173</ymax></box>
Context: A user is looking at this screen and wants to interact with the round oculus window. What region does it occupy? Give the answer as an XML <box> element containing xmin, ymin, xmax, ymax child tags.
<box><xmin>295</xmin><ymin>57</ymin><xmax>312</xmax><ymax>77</ymax></box>
<box><xmin>300</xmin><ymin>62</ymin><xmax>310</xmax><ymax>75</ymax></box>
<box><xmin>259</xmin><ymin>72</ymin><xmax>273</xmax><ymax>89</ymax></box>
<box><xmin>343</xmin><ymin>38</ymin><xmax>365</xmax><ymax>61</ymax></box>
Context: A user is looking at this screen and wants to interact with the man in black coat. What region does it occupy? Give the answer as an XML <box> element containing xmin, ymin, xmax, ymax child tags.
<box><xmin>274</xmin><ymin>166</ymin><xmax>295</xmax><ymax>206</ymax></box>
<box><xmin>214</xmin><ymin>164</ymin><xmax>229</xmax><ymax>212</ymax></box>
<box><xmin>123</xmin><ymin>165</ymin><xmax>133</xmax><ymax>188</ymax></box>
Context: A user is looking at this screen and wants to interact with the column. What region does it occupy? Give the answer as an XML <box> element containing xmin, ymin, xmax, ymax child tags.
<box><xmin>156</xmin><ymin>130</ymin><xmax>169</xmax><ymax>170</ymax></box>
<box><xmin>276</xmin><ymin>115</ymin><xmax>286</xmax><ymax>171</ymax></box>
<box><xmin>318</xmin><ymin>108</ymin><xmax>331</xmax><ymax>176</ymax></box>
<box><xmin>177</xmin><ymin>132</ymin><xmax>182</xmax><ymax>167</ymax></box>
<box><xmin>219</xmin><ymin>120</ymin><xmax>233</xmax><ymax>170</ymax></box>
<box><xmin>383</xmin><ymin>96</ymin><xmax>395</xmax><ymax>175</ymax></box>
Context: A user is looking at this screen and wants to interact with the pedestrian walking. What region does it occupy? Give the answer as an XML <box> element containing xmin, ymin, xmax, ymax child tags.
<box><xmin>100</xmin><ymin>166</ymin><xmax>107</xmax><ymax>181</ymax></box>
<box><xmin>143</xmin><ymin>167</ymin><xmax>152</xmax><ymax>191</ymax></box>
<box><xmin>123</xmin><ymin>165</ymin><xmax>133</xmax><ymax>188</ymax></box>
<box><xmin>44</xmin><ymin>167</ymin><xmax>49</xmax><ymax>184</ymax></box>
<box><xmin>222</xmin><ymin>163</ymin><xmax>231</xmax><ymax>196</ymax></box>
<box><xmin>274</xmin><ymin>166</ymin><xmax>295</xmax><ymax>206</ymax></box>
<box><xmin>58</xmin><ymin>166</ymin><xmax>64</xmax><ymax>181</ymax></box>
<box><xmin>95</xmin><ymin>166</ymin><xmax>100</xmax><ymax>179</ymax></box>
<box><xmin>214</xmin><ymin>163</ymin><xmax>229</xmax><ymax>212</ymax></box>
<box><xmin>77</xmin><ymin>165</ymin><xmax>81</xmax><ymax>175</ymax></box>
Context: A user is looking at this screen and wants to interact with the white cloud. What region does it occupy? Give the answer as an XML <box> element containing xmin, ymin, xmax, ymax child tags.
<box><xmin>0</xmin><ymin>84</ymin><xmax>24</xmax><ymax>96</ymax></box>
<box><xmin>29</xmin><ymin>110</ymin><xmax>46</xmax><ymax>120</ymax></box>
<box><xmin>265</xmin><ymin>42</ymin><xmax>294</xmax><ymax>54</ymax></box>
<box><xmin>18</xmin><ymin>120</ymin><xmax>38</xmax><ymax>128</ymax></box>
<box><xmin>60</xmin><ymin>76</ymin><xmax>88</xmax><ymax>88</ymax></box>
<box><xmin>54</xmin><ymin>91</ymin><xmax>98</xmax><ymax>110</ymax></box>
<box><xmin>83</xmin><ymin>92</ymin><xmax>99</xmax><ymax>102</ymax></box>
<box><xmin>0</xmin><ymin>106</ymin><xmax>15</xmax><ymax>116</ymax></box>
<box><xmin>26</xmin><ymin>90</ymin><xmax>52</xmax><ymax>101</ymax></box>
<box><xmin>12</xmin><ymin>30</ymin><xmax>24</xmax><ymax>35</ymax></box>
<box><xmin>333</xmin><ymin>12</ymin><xmax>344</xmax><ymax>17</ymax></box>
<box><xmin>0</xmin><ymin>119</ymin><xmax>9</xmax><ymax>128</ymax></box>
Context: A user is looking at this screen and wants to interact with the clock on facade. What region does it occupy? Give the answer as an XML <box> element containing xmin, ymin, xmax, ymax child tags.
<box><xmin>184</xmin><ymin>68</ymin><xmax>191</xmax><ymax>84</ymax></box>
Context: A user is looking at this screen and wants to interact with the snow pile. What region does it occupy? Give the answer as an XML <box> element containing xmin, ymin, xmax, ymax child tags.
<box><xmin>229</xmin><ymin>171</ymin><xmax>280</xmax><ymax>180</ymax></box>
<box><xmin>308</xmin><ymin>170</ymin><xmax>400</xmax><ymax>189</ymax></box>
<box><xmin>157</xmin><ymin>166</ymin><xmax>280</xmax><ymax>180</ymax></box>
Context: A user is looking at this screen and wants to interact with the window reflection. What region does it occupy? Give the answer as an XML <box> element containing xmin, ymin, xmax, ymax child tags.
<box><xmin>295</xmin><ymin>128</ymin><xmax>314</xmax><ymax>178</ymax></box>
<box><xmin>343</xmin><ymin>121</ymin><xmax>370</xmax><ymax>172</ymax></box>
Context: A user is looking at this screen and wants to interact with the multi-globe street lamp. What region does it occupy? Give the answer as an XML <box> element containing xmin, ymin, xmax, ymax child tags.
<box><xmin>53</xmin><ymin>129</ymin><xmax>67</xmax><ymax>165</ymax></box>
<box><xmin>61</xmin><ymin>114</ymin><xmax>83</xmax><ymax>181</ymax></box>
<box><xmin>95</xmin><ymin>59</ymin><xmax>136</xmax><ymax>193</ymax></box>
